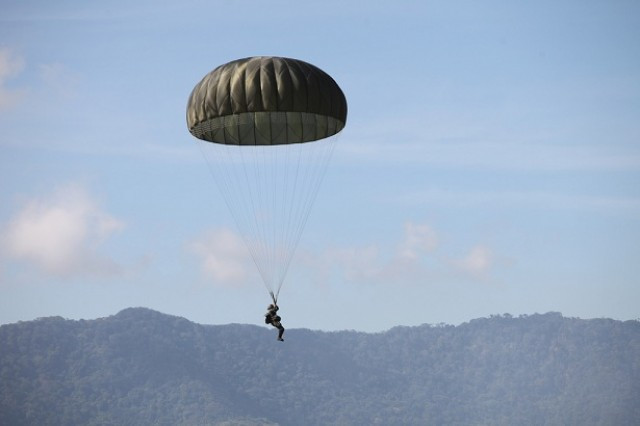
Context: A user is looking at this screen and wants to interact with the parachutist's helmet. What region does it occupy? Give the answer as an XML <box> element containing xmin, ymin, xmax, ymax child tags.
<box><xmin>268</xmin><ymin>304</ymin><xmax>275</xmax><ymax>309</ymax></box>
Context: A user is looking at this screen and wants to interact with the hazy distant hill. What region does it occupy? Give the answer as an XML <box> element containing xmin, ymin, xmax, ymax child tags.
<box><xmin>1</xmin><ymin>308</ymin><xmax>638</xmax><ymax>425</ymax></box>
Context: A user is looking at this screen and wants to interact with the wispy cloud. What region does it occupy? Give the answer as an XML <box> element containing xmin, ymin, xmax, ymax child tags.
<box><xmin>397</xmin><ymin>222</ymin><xmax>439</xmax><ymax>261</ymax></box>
<box><xmin>338</xmin><ymin>136</ymin><xmax>640</xmax><ymax>172</ymax></box>
<box><xmin>0</xmin><ymin>4</ymin><xmax>154</xmax><ymax>23</ymax></box>
<box><xmin>395</xmin><ymin>188</ymin><xmax>640</xmax><ymax>213</ymax></box>
<box><xmin>187</xmin><ymin>228</ymin><xmax>253</xmax><ymax>287</ymax></box>
<box><xmin>452</xmin><ymin>245</ymin><xmax>495</xmax><ymax>280</ymax></box>
<box><xmin>1</xmin><ymin>184</ymin><xmax>125</xmax><ymax>278</ymax></box>
<box><xmin>298</xmin><ymin>221</ymin><xmax>500</xmax><ymax>287</ymax></box>
<box><xmin>0</xmin><ymin>47</ymin><xmax>26</xmax><ymax>110</ymax></box>
<box><xmin>186</xmin><ymin>222</ymin><xmax>461</xmax><ymax>290</ymax></box>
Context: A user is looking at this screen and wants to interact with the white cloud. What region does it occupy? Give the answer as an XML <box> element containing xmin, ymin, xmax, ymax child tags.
<box><xmin>0</xmin><ymin>47</ymin><xmax>26</xmax><ymax>110</ymax></box>
<box><xmin>326</xmin><ymin>222</ymin><xmax>438</xmax><ymax>282</ymax></box>
<box><xmin>188</xmin><ymin>223</ymin><xmax>439</xmax><ymax>289</ymax></box>
<box><xmin>453</xmin><ymin>245</ymin><xmax>494</xmax><ymax>279</ymax></box>
<box><xmin>1</xmin><ymin>184</ymin><xmax>125</xmax><ymax>278</ymax></box>
<box><xmin>299</xmin><ymin>222</ymin><xmax>430</xmax><ymax>284</ymax></box>
<box><xmin>188</xmin><ymin>228</ymin><xmax>253</xmax><ymax>286</ymax></box>
<box><xmin>191</xmin><ymin>222</ymin><xmax>502</xmax><ymax>290</ymax></box>
<box><xmin>340</xmin><ymin>113</ymin><xmax>640</xmax><ymax>173</ymax></box>
<box><xmin>298</xmin><ymin>222</ymin><xmax>505</xmax><ymax>287</ymax></box>
<box><xmin>397</xmin><ymin>222</ymin><xmax>438</xmax><ymax>261</ymax></box>
<box><xmin>324</xmin><ymin>245</ymin><xmax>383</xmax><ymax>283</ymax></box>
<box><xmin>395</xmin><ymin>187</ymin><xmax>640</xmax><ymax>214</ymax></box>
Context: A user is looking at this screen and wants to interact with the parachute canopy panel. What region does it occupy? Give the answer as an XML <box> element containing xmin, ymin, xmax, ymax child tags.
<box><xmin>186</xmin><ymin>56</ymin><xmax>347</xmax><ymax>145</ymax></box>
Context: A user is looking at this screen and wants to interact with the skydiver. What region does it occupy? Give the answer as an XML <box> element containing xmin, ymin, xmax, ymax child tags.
<box><xmin>265</xmin><ymin>302</ymin><xmax>285</xmax><ymax>342</ymax></box>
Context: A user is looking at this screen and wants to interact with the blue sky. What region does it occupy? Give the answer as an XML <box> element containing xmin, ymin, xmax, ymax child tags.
<box><xmin>1</xmin><ymin>0</ymin><xmax>639</xmax><ymax>332</ymax></box>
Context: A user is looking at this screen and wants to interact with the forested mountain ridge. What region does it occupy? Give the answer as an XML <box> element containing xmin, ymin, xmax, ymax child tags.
<box><xmin>1</xmin><ymin>308</ymin><xmax>638</xmax><ymax>425</ymax></box>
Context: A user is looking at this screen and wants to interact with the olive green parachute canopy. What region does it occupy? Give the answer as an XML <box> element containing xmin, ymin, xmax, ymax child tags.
<box><xmin>186</xmin><ymin>56</ymin><xmax>347</xmax><ymax>145</ymax></box>
<box><xmin>186</xmin><ymin>56</ymin><xmax>347</xmax><ymax>301</ymax></box>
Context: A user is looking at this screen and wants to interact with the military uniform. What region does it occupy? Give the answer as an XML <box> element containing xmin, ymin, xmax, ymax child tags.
<box><xmin>265</xmin><ymin>305</ymin><xmax>285</xmax><ymax>341</ymax></box>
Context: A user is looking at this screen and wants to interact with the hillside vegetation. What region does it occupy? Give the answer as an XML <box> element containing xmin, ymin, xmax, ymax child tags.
<box><xmin>1</xmin><ymin>308</ymin><xmax>639</xmax><ymax>425</ymax></box>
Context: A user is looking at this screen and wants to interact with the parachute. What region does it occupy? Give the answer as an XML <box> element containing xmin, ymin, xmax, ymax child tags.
<box><xmin>186</xmin><ymin>56</ymin><xmax>347</xmax><ymax>302</ymax></box>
